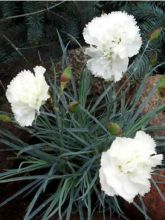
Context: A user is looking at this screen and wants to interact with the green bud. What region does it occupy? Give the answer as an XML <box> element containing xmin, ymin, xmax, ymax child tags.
<box><xmin>157</xmin><ymin>76</ymin><xmax>165</xmax><ymax>98</ymax></box>
<box><xmin>63</xmin><ymin>66</ymin><xmax>72</xmax><ymax>80</ymax></box>
<box><xmin>60</xmin><ymin>66</ymin><xmax>72</xmax><ymax>90</ymax></box>
<box><xmin>0</xmin><ymin>114</ymin><xmax>12</xmax><ymax>123</ymax></box>
<box><xmin>68</xmin><ymin>101</ymin><xmax>79</xmax><ymax>113</ymax></box>
<box><xmin>149</xmin><ymin>27</ymin><xmax>162</xmax><ymax>41</ymax></box>
<box><xmin>107</xmin><ymin>122</ymin><xmax>122</xmax><ymax>136</ymax></box>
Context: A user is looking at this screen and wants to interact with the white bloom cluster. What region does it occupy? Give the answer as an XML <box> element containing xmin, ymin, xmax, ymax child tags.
<box><xmin>99</xmin><ymin>131</ymin><xmax>163</xmax><ymax>203</ymax></box>
<box><xmin>6</xmin><ymin>66</ymin><xmax>49</xmax><ymax>127</ymax></box>
<box><xmin>83</xmin><ymin>11</ymin><xmax>142</xmax><ymax>82</ymax></box>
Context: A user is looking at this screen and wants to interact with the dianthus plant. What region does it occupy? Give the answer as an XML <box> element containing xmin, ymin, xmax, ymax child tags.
<box><xmin>0</xmin><ymin>42</ymin><xmax>165</xmax><ymax>220</ymax></box>
<box><xmin>0</xmin><ymin>62</ymin><xmax>164</xmax><ymax>220</ymax></box>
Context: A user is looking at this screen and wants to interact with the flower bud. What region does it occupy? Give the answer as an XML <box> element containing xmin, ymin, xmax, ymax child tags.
<box><xmin>0</xmin><ymin>114</ymin><xmax>12</xmax><ymax>123</ymax></box>
<box><xmin>68</xmin><ymin>101</ymin><xmax>79</xmax><ymax>113</ymax></box>
<box><xmin>60</xmin><ymin>67</ymin><xmax>72</xmax><ymax>90</ymax></box>
<box><xmin>149</xmin><ymin>27</ymin><xmax>162</xmax><ymax>41</ymax></box>
<box><xmin>107</xmin><ymin>122</ymin><xmax>122</xmax><ymax>136</ymax></box>
<box><xmin>157</xmin><ymin>76</ymin><xmax>165</xmax><ymax>98</ymax></box>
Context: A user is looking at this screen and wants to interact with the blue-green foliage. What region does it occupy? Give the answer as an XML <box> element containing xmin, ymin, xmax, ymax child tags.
<box><xmin>0</xmin><ymin>50</ymin><xmax>164</xmax><ymax>219</ymax></box>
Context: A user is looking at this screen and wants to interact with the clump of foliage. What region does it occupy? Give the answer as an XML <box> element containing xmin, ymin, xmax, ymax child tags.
<box><xmin>0</xmin><ymin>40</ymin><xmax>164</xmax><ymax>219</ymax></box>
<box><xmin>0</xmin><ymin>2</ymin><xmax>165</xmax><ymax>219</ymax></box>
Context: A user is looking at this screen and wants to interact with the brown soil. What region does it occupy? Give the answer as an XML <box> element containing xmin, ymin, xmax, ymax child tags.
<box><xmin>141</xmin><ymin>74</ymin><xmax>165</xmax><ymax>135</ymax></box>
<box><xmin>0</xmin><ymin>182</ymin><xmax>30</xmax><ymax>220</ymax></box>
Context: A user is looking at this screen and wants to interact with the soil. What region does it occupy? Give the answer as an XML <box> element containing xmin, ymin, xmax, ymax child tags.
<box><xmin>141</xmin><ymin>74</ymin><xmax>165</xmax><ymax>135</ymax></box>
<box><xmin>0</xmin><ymin>182</ymin><xmax>30</xmax><ymax>220</ymax></box>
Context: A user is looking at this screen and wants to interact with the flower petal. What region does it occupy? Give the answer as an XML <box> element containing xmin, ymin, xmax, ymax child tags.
<box><xmin>99</xmin><ymin>131</ymin><xmax>163</xmax><ymax>203</ymax></box>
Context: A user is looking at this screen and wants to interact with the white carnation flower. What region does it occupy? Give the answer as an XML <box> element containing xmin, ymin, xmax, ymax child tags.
<box><xmin>6</xmin><ymin>66</ymin><xmax>50</xmax><ymax>127</ymax></box>
<box><xmin>99</xmin><ymin>131</ymin><xmax>163</xmax><ymax>203</ymax></box>
<box><xmin>83</xmin><ymin>11</ymin><xmax>142</xmax><ymax>82</ymax></box>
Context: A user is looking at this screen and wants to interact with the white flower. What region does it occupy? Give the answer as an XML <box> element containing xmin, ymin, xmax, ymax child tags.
<box><xmin>83</xmin><ymin>11</ymin><xmax>142</xmax><ymax>82</ymax></box>
<box><xmin>99</xmin><ymin>131</ymin><xmax>163</xmax><ymax>203</ymax></box>
<box><xmin>6</xmin><ymin>66</ymin><xmax>49</xmax><ymax>127</ymax></box>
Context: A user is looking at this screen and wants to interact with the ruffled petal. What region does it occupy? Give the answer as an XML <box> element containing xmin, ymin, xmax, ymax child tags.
<box><xmin>99</xmin><ymin>130</ymin><xmax>163</xmax><ymax>203</ymax></box>
<box><xmin>6</xmin><ymin>66</ymin><xmax>49</xmax><ymax>127</ymax></box>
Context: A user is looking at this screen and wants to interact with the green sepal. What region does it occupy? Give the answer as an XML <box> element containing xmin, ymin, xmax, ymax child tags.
<box><xmin>149</xmin><ymin>27</ymin><xmax>162</xmax><ymax>41</ymax></box>
<box><xmin>63</xmin><ymin>66</ymin><xmax>72</xmax><ymax>80</ymax></box>
<box><xmin>60</xmin><ymin>66</ymin><xmax>72</xmax><ymax>90</ymax></box>
<box><xmin>107</xmin><ymin>122</ymin><xmax>122</xmax><ymax>136</ymax></box>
